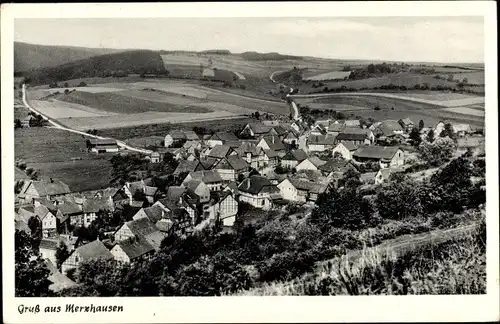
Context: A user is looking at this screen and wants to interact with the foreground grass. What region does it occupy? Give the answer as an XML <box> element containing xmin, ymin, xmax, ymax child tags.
<box><xmin>237</xmin><ymin>221</ymin><xmax>485</xmax><ymax>296</ymax></box>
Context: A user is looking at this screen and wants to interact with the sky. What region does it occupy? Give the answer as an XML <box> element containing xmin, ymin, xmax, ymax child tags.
<box><xmin>14</xmin><ymin>17</ymin><xmax>484</xmax><ymax>63</ymax></box>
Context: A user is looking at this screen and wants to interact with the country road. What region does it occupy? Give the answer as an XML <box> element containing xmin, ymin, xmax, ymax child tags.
<box><xmin>22</xmin><ymin>84</ymin><xmax>153</xmax><ymax>155</ymax></box>
<box><xmin>270</xmin><ymin>70</ymin><xmax>300</xmax><ymax>120</ymax></box>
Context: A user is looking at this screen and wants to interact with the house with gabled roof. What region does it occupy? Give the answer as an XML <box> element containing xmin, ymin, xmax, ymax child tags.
<box><xmin>307</xmin><ymin>134</ymin><xmax>336</xmax><ymax>152</ymax></box>
<box><xmin>374</xmin><ymin>167</ymin><xmax>406</xmax><ymax>185</ymax></box>
<box><xmin>217</xmin><ymin>191</ymin><xmax>238</xmax><ymax>227</ymax></box>
<box><xmin>184</xmin><ymin>180</ymin><xmax>211</xmax><ymax>204</ymax></box>
<box><xmin>114</xmin><ymin>217</ymin><xmax>166</xmax><ymax>251</ymax></box>
<box><xmin>183</xmin><ymin>170</ymin><xmax>224</xmax><ymax>192</ymax></box>
<box><xmin>310</xmin><ymin>123</ymin><xmax>328</xmax><ymax>136</ymax></box>
<box><xmin>207</xmin><ymin>144</ymin><xmax>235</xmax><ymax>160</ymax></box>
<box><xmin>235</xmin><ymin>141</ymin><xmax>265</xmax><ymax>169</ymax></box>
<box><xmin>327</xmin><ymin>122</ymin><xmax>346</xmax><ymax>136</ymax></box>
<box><xmin>61</xmin><ymin>240</ymin><xmax>114</xmax><ymax>275</ymax></box>
<box><xmin>154</xmin><ymin>187</ymin><xmax>199</xmax><ymax>225</ymax></box>
<box><xmin>282</xmin><ymin>129</ymin><xmax>300</xmax><ymax>148</ymax></box>
<box><xmin>398</xmin><ymin>117</ymin><xmax>414</xmax><ymax>133</ymax></box>
<box><xmin>174</xmin><ymin>160</ymin><xmax>200</xmax><ymax>176</ymax></box>
<box><xmin>86</xmin><ymin>138</ymin><xmax>119</xmax><ymax>153</ymax></box>
<box><xmin>110</xmin><ymin>238</ymin><xmax>155</xmax><ymax>264</ymax></box>
<box><xmin>196</xmin><ymin>157</ymin><xmax>219</xmax><ymax>170</ymax></box>
<box><xmin>164</xmin><ymin>130</ymin><xmax>187</xmax><ymax>148</ymax></box>
<box><xmin>238</xmin><ymin>175</ymin><xmax>282</xmax><ymax>210</ymax></box>
<box><xmin>332</xmin><ymin>141</ymin><xmax>359</xmax><ymax>160</ymax></box>
<box><xmin>278</xmin><ymin>177</ymin><xmax>329</xmax><ymax>203</ymax></box>
<box><xmin>281</xmin><ymin>149</ymin><xmax>308</xmax><ymax>169</ymax></box>
<box><xmin>132</xmin><ymin>205</ymin><xmax>166</xmax><ymax>223</ymax></box>
<box><xmin>122</xmin><ymin>180</ymin><xmax>158</xmax><ymax>205</ymax></box>
<box><xmin>182</xmin><ymin>140</ymin><xmax>202</xmax><ymax>155</ymax></box>
<box><xmin>318</xmin><ymin>159</ymin><xmax>357</xmax><ymax>178</ymax></box>
<box><xmin>34</xmin><ymin>205</ymin><xmax>58</xmax><ymax>238</ymax></box>
<box><xmin>206</xmin><ymin>132</ymin><xmax>239</xmax><ymax>148</ymax></box>
<box><xmin>262</xmin><ymin>150</ymin><xmax>280</xmax><ymax>167</ymax></box>
<box><xmin>353</xmin><ymin>146</ymin><xmax>405</xmax><ymax>168</ymax></box>
<box><xmin>239</xmin><ymin>122</ymin><xmax>275</xmax><ymax>138</ymax></box>
<box><xmin>214</xmin><ymin>155</ymin><xmax>249</xmax><ymax>182</ymax></box>
<box><xmin>15</xmin><ymin>212</ymin><xmax>31</xmax><ymax>234</ymax></box>
<box><xmin>257</xmin><ymin>135</ymin><xmax>286</xmax><ymax>157</ymax></box>
<box><xmin>296</xmin><ymin>156</ymin><xmax>326</xmax><ymax>172</ymax></box>
<box><xmin>18</xmin><ymin>179</ymin><xmax>71</xmax><ymax>204</ymax></box>
<box><xmin>374</xmin><ymin>120</ymin><xmax>405</xmax><ymax>140</ymax></box>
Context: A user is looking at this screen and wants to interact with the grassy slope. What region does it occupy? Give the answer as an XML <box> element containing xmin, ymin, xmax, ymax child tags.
<box><xmin>14</xmin><ymin>42</ymin><xmax>125</xmax><ymax>72</ymax></box>
<box><xmin>14</xmin><ymin>127</ymin><xmax>114</xmax><ymax>192</ymax></box>
<box><xmin>238</xmin><ymin>223</ymin><xmax>483</xmax><ymax>295</ymax></box>
<box><xmin>53</xmin><ymin>91</ymin><xmax>211</xmax><ymax>114</ymax></box>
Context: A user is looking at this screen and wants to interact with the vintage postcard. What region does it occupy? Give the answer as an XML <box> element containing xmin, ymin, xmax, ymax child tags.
<box><xmin>1</xmin><ymin>1</ymin><xmax>499</xmax><ymax>323</ymax></box>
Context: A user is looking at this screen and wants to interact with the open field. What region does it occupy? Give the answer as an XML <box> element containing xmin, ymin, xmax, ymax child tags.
<box><xmin>161</xmin><ymin>54</ymin><xmax>210</xmax><ymax>66</ymax></box>
<box><xmin>295</xmin><ymin>94</ymin><xmax>485</xmax><ymax>128</ymax></box>
<box><xmin>97</xmin><ymin>117</ymin><xmax>254</xmax><ymax>140</ymax></box>
<box><xmin>304</xmin><ymin>71</ymin><xmax>351</xmax><ymax>81</ymax></box>
<box><xmin>449</xmin><ymin>71</ymin><xmax>485</xmax><ymax>85</ymax></box>
<box><xmin>15</xmin><ymin>127</ymin><xmax>114</xmax><ymax>192</ymax></box>
<box><xmin>52</xmin><ymin>91</ymin><xmax>212</xmax><ymax>114</ymax></box>
<box><xmin>443</xmin><ymin>106</ymin><xmax>485</xmax><ymax>117</ymax></box>
<box><xmin>29</xmin><ymin>99</ymin><xmax>117</xmax><ymax>118</ymax></box>
<box><xmin>58</xmin><ymin>111</ymin><xmax>243</xmax><ymax>130</ymax></box>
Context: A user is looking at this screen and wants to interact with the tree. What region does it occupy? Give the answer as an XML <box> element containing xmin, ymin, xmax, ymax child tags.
<box><xmin>64</xmin><ymin>82</ymin><xmax>69</xmax><ymax>87</ymax></box>
<box><xmin>447</xmin><ymin>74</ymin><xmax>454</xmax><ymax>82</ymax></box>
<box><xmin>78</xmin><ymin>81</ymin><xmax>87</xmax><ymax>87</ymax></box>
<box><xmin>64</xmin><ymin>89</ymin><xmax>70</xmax><ymax>95</ymax></box>
<box><xmin>409</xmin><ymin>127</ymin><xmax>422</xmax><ymax>147</ymax></box>
<box><xmin>254</xmin><ymin>111</ymin><xmax>260</xmax><ymax>120</ymax></box>
<box><xmin>419</xmin><ymin>120</ymin><xmax>424</xmax><ymax>131</ymax></box>
<box><xmin>55</xmin><ymin>241</ymin><xmax>70</xmax><ymax>270</ymax></box>
<box><xmin>440</xmin><ymin>122</ymin><xmax>456</xmax><ymax>140</ymax></box>
<box><xmin>15</xmin><ymin>230</ymin><xmax>52</xmax><ymax>297</ymax></box>
<box><xmin>417</xmin><ymin>137</ymin><xmax>456</xmax><ymax>167</ymax></box>
<box><xmin>426</xmin><ymin>129</ymin><xmax>435</xmax><ymax>143</ymax></box>
<box><xmin>14</xmin><ymin>118</ymin><xmax>22</xmax><ymax>129</ymax></box>
<box><xmin>376</xmin><ymin>174</ymin><xmax>424</xmax><ymax>220</ymax></box>
<box><xmin>462</xmin><ymin>77</ymin><xmax>468</xmax><ymax>84</ymax></box>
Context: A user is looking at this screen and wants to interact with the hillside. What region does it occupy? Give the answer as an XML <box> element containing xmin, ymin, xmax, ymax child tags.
<box><xmin>25</xmin><ymin>50</ymin><xmax>167</xmax><ymax>85</ymax></box>
<box><xmin>14</xmin><ymin>42</ymin><xmax>125</xmax><ymax>73</ymax></box>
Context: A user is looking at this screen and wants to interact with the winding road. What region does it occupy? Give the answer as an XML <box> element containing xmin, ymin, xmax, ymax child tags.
<box><xmin>22</xmin><ymin>84</ymin><xmax>153</xmax><ymax>155</ymax></box>
<box><xmin>269</xmin><ymin>70</ymin><xmax>300</xmax><ymax>120</ymax></box>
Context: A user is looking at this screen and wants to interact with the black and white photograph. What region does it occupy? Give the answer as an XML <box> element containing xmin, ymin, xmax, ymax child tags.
<box><xmin>2</xmin><ymin>2</ymin><xmax>498</xmax><ymax>323</ymax></box>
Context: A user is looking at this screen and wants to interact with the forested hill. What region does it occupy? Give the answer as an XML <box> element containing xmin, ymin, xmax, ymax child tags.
<box><xmin>24</xmin><ymin>50</ymin><xmax>167</xmax><ymax>85</ymax></box>
<box><xmin>14</xmin><ymin>42</ymin><xmax>125</xmax><ymax>73</ymax></box>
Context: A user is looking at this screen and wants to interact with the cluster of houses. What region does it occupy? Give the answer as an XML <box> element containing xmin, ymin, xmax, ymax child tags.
<box><xmin>14</xmin><ymin>115</ymin><xmax>478</xmax><ymax>278</ymax></box>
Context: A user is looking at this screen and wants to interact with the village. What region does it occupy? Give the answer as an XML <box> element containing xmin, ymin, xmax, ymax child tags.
<box><xmin>14</xmin><ymin>106</ymin><xmax>485</xmax><ymax>288</ymax></box>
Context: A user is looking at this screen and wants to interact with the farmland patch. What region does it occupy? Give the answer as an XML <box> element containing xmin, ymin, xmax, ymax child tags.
<box><xmin>305</xmin><ymin>71</ymin><xmax>351</xmax><ymax>81</ymax></box>
<box><xmin>15</xmin><ymin>127</ymin><xmax>114</xmax><ymax>192</ymax></box>
<box><xmin>58</xmin><ymin>111</ymin><xmax>242</xmax><ymax>130</ymax></box>
<box><xmin>442</xmin><ymin>107</ymin><xmax>485</xmax><ymax>117</ymax></box>
<box><xmin>54</xmin><ymin>91</ymin><xmax>212</xmax><ymax>114</ymax></box>
<box><xmin>30</xmin><ymin>99</ymin><xmax>117</xmax><ymax>118</ymax></box>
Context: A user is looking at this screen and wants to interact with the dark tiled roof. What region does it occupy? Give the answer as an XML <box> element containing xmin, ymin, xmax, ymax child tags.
<box><xmin>167</xmin><ymin>130</ymin><xmax>187</xmax><ymax>140</ymax></box>
<box><xmin>210</xmin><ymin>132</ymin><xmax>238</xmax><ymax>142</ymax></box>
<box><xmin>376</xmin><ymin>120</ymin><xmax>404</xmax><ymax>136</ymax></box>
<box><xmin>236</xmin><ymin>142</ymin><xmax>261</xmax><ymax>156</ymax></box>
<box><xmin>116</xmin><ymin>237</ymin><xmax>155</xmax><ymax>260</ymax></box>
<box><xmin>25</xmin><ymin>180</ymin><xmax>71</xmax><ymax>197</ymax></box>
<box><xmin>399</xmin><ymin>117</ymin><xmax>414</xmax><ymax>126</ymax></box>
<box><xmin>197</xmin><ymin>157</ymin><xmax>219</xmax><ymax>170</ymax></box>
<box><xmin>336</xmin><ymin>133</ymin><xmax>367</xmax><ymax>141</ymax></box>
<box><xmin>174</xmin><ymin>160</ymin><xmax>199</xmax><ymax>175</ymax></box>
<box><xmin>238</xmin><ymin>175</ymin><xmax>279</xmax><ymax>195</ymax></box>
<box><xmin>264</xmin><ymin>149</ymin><xmax>279</xmax><ymax>159</ymax></box>
<box><xmin>208</xmin><ymin>145</ymin><xmax>232</xmax><ymax>159</ymax></box>
<box><xmin>126</xmin><ymin>217</ymin><xmax>161</xmax><ymax>237</ymax></box>
<box><xmin>340</xmin><ymin>141</ymin><xmax>359</xmax><ymax>151</ymax></box>
<box><xmin>318</xmin><ymin>159</ymin><xmax>351</xmax><ymax>172</ymax></box>
<box><xmin>74</xmin><ymin>240</ymin><xmax>113</xmax><ymax>261</ymax></box>
<box><xmin>308</xmin><ymin>134</ymin><xmax>336</xmax><ymax>145</ymax></box>
<box><xmin>183</xmin><ymin>131</ymin><xmax>200</xmax><ymax>141</ymax></box>
<box><xmin>288</xmin><ymin>178</ymin><xmax>328</xmax><ymax>194</ymax></box>
<box><xmin>247</xmin><ymin>122</ymin><xmax>273</xmax><ymax>135</ymax></box>
<box><xmin>188</xmin><ymin>170</ymin><xmax>223</xmax><ymax>184</ymax></box>
<box><xmin>283</xmin><ymin>149</ymin><xmax>308</xmax><ymax>161</ymax></box>
<box><xmin>142</xmin><ymin>205</ymin><xmax>166</xmax><ymax>223</ymax></box>
<box><xmin>39</xmin><ymin>239</ymin><xmax>58</xmax><ymax>250</ymax></box>
<box><xmin>57</xmin><ymin>202</ymin><xmax>82</xmax><ymax>215</ymax></box>
<box><xmin>353</xmin><ymin>146</ymin><xmax>401</xmax><ymax>160</ymax></box>
<box><xmin>261</xmin><ymin>135</ymin><xmax>285</xmax><ymax>151</ymax></box>
<box><xmin>88</xmin><ymin>138</ymin><xmax>118</xmax><ymax>146</ymax></box>
<box><xmin>225</xmin><ymin>155</ymin><xmax>249</xmax><ymax>171</ymax></box>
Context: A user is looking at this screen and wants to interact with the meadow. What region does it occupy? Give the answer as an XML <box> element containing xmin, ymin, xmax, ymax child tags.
<box><xmin>14</xmin><ymin>127</ymin><xmax>114</xmax><ymax>192</ymax></box>
<box><xmin>304</xmin><ymin>71</ymin><xmax>351</xmax><ymax>81</ymax></box>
